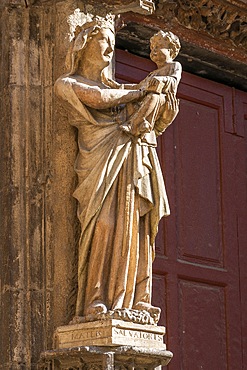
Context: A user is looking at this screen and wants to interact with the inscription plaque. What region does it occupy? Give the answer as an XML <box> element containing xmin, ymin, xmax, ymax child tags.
<box><xmin>54</xmin><ymin>319</ymin><xmax>166</xmax><ymax>349</ymax></box>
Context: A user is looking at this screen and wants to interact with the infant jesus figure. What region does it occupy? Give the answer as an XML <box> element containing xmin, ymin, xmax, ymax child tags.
<box><xmin>119</xmin><ymin>30</ymin><xmax>182</xmax><ymax>137</ymax></box>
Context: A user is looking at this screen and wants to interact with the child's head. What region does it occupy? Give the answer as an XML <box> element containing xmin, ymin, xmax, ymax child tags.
<box><xmin>150</xmin><ymin>30</ymin><xmax>181</xmax><ymax>60</ymax></box>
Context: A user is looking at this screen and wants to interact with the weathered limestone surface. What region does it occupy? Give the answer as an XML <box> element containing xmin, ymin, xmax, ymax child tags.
<box><xmin>1</xmin><ymin>1</ymin><xmax>247</xmax><ymax>369</ymax></box>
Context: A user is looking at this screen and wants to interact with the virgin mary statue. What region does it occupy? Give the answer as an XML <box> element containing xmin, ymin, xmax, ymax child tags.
<box><xmin>55</xmin><ymin>12</ymin><xmax>179</xmax><ymax>323</ymax></box>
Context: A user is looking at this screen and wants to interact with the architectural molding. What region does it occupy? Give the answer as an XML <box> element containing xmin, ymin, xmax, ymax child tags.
<box><xmin>157</xmin><ymin>0</ymin><xmax>247</xmax><ymax>50</ymax></box>
<box><xmin>4</xmin><ymin>0</ymin><xmax>247</xmax><ymax>52</ymax></box>
<box><xmin>39</xmin><ymin>346</ymin><xmax>173</xmax><ymax>369</ymax></box>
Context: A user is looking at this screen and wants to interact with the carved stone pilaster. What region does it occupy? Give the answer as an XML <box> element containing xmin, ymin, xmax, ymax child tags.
<box><xmin>0</xmin><ymin>3</ymin><xmax>56</xmax><ymax>368</ymax></box>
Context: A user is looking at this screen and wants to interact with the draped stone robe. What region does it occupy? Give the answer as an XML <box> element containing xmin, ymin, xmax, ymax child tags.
<box><xmin>55</xmin><ymin>76</ymin><xmax>170</xmax><ymax>316</ymax></box>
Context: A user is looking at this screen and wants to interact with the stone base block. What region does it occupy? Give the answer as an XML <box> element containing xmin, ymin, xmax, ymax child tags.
<box><xmin>39</xmin><ymin>345</ymin><xmax>173</xmax><ymax>369</ymax></box>
<box><xmin>54</xmin><ymin>319</ymin><xmax>166</xmax><ymax>349</ymax></box>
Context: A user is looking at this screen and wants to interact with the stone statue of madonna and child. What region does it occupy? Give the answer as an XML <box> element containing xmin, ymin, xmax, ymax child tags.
<box><xmin>55</xmin><ymin>12</ymin><xmax>182</xmax><ymax>327</ymax></box>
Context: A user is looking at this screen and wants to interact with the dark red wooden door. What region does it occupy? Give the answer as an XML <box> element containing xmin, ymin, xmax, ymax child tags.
<box><xmin>116</xmin><ymin>49</ymin><xmax>247</xmax><ymax>370</ymax></box>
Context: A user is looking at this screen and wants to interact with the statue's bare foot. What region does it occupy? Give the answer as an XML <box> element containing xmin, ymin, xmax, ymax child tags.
<box><xmin>133</xmin><ymin>302</ymin><xmax>161</xmax><ymax>317</ymax></box>
<box><xmin>85</xmin><ymin>301</ymin><xmax>107</xmax><ymax>316</ymax></box>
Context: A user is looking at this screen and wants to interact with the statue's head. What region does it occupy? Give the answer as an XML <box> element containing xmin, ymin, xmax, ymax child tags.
<box><xmin>150</xmin><ymin>30</ymin><xmax>181</xmax><ymax>60</ymax></box>
<box><xmin>66</xmin><ymin>13</ymin><xmax>115</xmax><ymax>74</ymax></box>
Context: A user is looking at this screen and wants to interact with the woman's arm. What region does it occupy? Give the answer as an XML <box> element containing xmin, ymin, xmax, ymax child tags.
<box><xmin>55</xmin><ymin>76</ymin><xmax>145</xmax><ymax>110</ymax></box>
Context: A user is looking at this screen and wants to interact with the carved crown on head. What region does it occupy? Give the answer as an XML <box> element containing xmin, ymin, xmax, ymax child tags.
<box><xmin>68</xmin><ymin>9</ymin><xmax>115</xmax><ymax>41</ymax></box>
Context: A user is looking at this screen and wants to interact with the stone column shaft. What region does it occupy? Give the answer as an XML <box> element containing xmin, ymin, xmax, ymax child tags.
<box><xmin>0</xmin><ymin>3</ymin><xmax>55</xmax><ymax>368</ymax></box>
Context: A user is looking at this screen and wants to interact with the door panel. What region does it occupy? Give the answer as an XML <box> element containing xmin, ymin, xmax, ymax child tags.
<box><xmin>178</xmin><ymin>279</ymin><xmax>227</xmax><ymax>369</ymax></box>
<box><xmin>116</xmin><ymin>49</ymin><xmax>246</xmax><ymax>370</ymax></box>
<box><xmin>174</xmin><ymin>91</ymin><xmax>223</xmax><ymax>267</ymax></box>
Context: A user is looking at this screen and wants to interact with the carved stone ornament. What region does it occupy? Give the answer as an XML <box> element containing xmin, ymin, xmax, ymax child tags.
<box><xmin>70</xmin><ymin>308</ymin><xmax>160</xmax><ymax>325</ymax></box>
<box><xmin>114</xmin><ymin>0</ymin><xmax>156</xmax><ymax>14</ymax></box>
<box><xmin>140</xmin><ymin>0</ymin><xmax>156</xmax><ymax>13</ymax></box>
<box><xmin>38</xmin><ymin>346</ymin><xmax>173</xmax><ymax>370</ymax></box>
<box><xmin>157</xmin><ymin>0</ymin><xmax>247</xmax><ymax>50</ymax></box>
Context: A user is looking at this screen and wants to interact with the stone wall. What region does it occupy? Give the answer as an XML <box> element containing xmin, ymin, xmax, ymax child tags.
<box><xmin>0</xmin><ymin>2</ymin><xmax>80</xmax><ymax>368</ymax></box>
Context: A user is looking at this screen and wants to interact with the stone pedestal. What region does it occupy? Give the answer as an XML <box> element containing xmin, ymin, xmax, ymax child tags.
<box><xmin>39</xmin><ymin>345</ymin><xmax>173</xmax><ymax>369</ymax></box>
<box><xmin>39</xmin><ymin>319</ymin><xmax>173</xmax><ymax>369</ymax></box>
<box><xmin>54</xmin><ymin>320</ymin><xmax>166</xmax><ymax>349</ymax></box>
